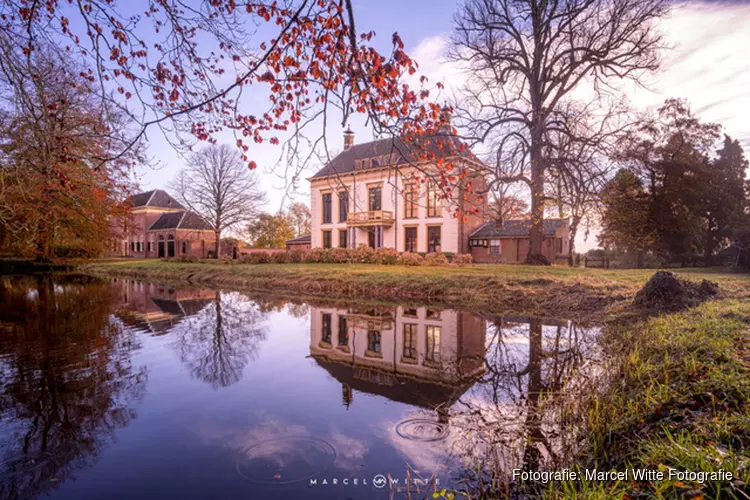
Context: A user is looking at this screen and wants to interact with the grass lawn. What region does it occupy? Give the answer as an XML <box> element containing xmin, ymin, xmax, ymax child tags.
<box><xmin>82</xmin><ymin>259</ymin><xmax>750</xmax><ymax>319</ymax></box>
<box><xmin>541</xmin><ymin>299</ymin><xmax>750</xmax><ymax>500</ymax></box>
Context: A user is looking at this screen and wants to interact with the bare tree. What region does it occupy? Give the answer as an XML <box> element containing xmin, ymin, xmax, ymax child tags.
<box><xmin>287</xmin><ymin>202</ymin><xmax>312</xmax><ymax>237</ymax></box>
<box><xmin>452</xmin><ymin>0</ymin><xmax>668</xmax><ymax>263</ymax></box>
<box><xmin>546</xmin><ymin>110</ymin><xmax>618</xmax><ymax>265</ymax></box>
<box><xmin>172</xmin><ymin>144</ymin><xmax>265</xmax><ymax>258</ymax></box>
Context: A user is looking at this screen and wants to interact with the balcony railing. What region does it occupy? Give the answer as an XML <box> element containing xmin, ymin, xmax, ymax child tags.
<box><xmin>344</xmin><ymin>313</ymin><xmax>393</xmax><ymax>331</ymax></box>
<box><xmin>346</xmin><ymin>210</ymin><xmax>394</xmax><ymax>227</ymax></box>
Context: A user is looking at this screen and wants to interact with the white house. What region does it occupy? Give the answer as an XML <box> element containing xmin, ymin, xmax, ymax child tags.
<box><xmin>308</xmin><ymin>118</ymin><xmax>487</xmax><ymax>254</ymax></box>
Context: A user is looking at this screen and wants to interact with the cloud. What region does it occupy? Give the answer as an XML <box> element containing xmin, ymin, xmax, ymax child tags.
<box><xmin>408</xmin><ymin>1</ymin><xmax>750</xmax><ymax>251</ymax></box>
<box><xmin>633</xmin><ymin>1</ymin><xmax>750</xmax><ymax>150</ymax></box>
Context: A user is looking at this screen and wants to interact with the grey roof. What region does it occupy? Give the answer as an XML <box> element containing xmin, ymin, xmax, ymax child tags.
<box><xmin>149</xmin><ymin>211</ymin><xmax>213</xmax><ymax>231</ymax></box>
<box><xmin>128</xmin><ymin>189</ymin><xmax>185</xmax><ymax>209</ymax></box>
<box><xmin>311</xmin><ymin>135</ymin><xmax>477</xmax><ymax>179</ymax></box>
<box><xmin>470</xmin><ymin>219</ymin><xmax>566</xmax><ymax>238</ymax></box>
<box><xmin>286</xmin><ymin>234</ymin><xmax>311</xmax><ymax>244</ymax></box>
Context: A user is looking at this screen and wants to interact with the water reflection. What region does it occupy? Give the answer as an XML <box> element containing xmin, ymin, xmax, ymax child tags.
<box><xmin>0</xmin><ymin>276</ymin><xmax>602</xmax><ymax>498</ymax></box>
<box><xmin>0</xmin><ymin>275</ymin><xmax>147</xmax><ymax>500</ymax></box>
<box><xmin>309</xmin><ymin>306</ymin><xmax>486</xmax><ymax>411</ymax></box>
<box><xmin>112</xmin><ymin>280</ymin><xmax>268</xmax><ymax>389</ymax></box>
<box><xmin>112</xmin><ymin>280</ymin><xmax>215</xmax><ymax>335</ymax></box>
<box><xmin>172</xmin><ymin>291</ymin><xmax>267</xmax><ymax>388</ymax></box>
<box><xmin>448</xmin><ymin>316</ymin><xmax>601</xmax><ymax>490</ymax></box>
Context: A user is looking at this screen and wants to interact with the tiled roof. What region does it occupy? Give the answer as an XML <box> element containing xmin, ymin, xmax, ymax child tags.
<box><xmin>311</xmin><ymin>134</ymin><xmax>477</xmax><ymax>179</ymax></box>
<box><xmin>127</xmin><ymin>189</ymin><xmax>184</xmax><ymax>209</ymax></box>
<box><xmin>286</xmin><ymin>234</ymin><xmax>311</xmax><ymax>244</ymax></box>
<box><xmin>470</xmin><ymin>219</ymin><xmax>566</xmax><ymax>238</ymax></box>
<box><xmin>312</xmin><ymin>357</ymin><xmax>473</xmax><ymax>409</ymax></box>
<box><xmin>149</xmin><ymin>211</ymin><xmax>213</xmax><ymax>231</ymax></box>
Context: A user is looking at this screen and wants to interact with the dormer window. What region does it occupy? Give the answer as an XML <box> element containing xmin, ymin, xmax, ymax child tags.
<box><xmin>371</xmin><ymin>157</ymin><xmax>380</xmax><ymax>168</ymax></box>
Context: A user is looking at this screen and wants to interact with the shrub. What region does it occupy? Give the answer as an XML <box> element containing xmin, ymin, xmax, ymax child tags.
<box><xmin>524</xmin><ymin>253</ymin><xmax>550</xmax><ymax>266</ymax></box>
<box><xmin>397</xmin><ymin>252</ymin><xmax>424</xmax><ymax>266</ymax></box>
<box><xmin>288</xmin><ymin>249</ymin><xmax>306</xmax><ymax>263</ymax></box>
<box><xmin>373</xmin><ymin>247</ymin><xmax>399</xmax><ymax>265</ymax></box>
<box><xmin>271</xmin><ymin>251</ymin><xmax>291</xmax><ymax>264</ymax></box>
<box><xmin>248</xmin><ymin>252</ymin><xmax>271</xmax><ymax>264</ymax></box>
<box><xmin>175</xmin><ymin>253</ymin><xmax>199</xmax><ymax>263</ymax></box>
<box><xmin>452</xmin><ymin>253</ymin><xmax>473</xmax><ymax>265</ymax></box>
<box><xmin>328</xmin><ymin>248</ymin><xmax>350</xmax><ymax>263</ymax></box>
<box><xmin>350</xmin><ymin>244</ymin><xmax>376</xmax><ymax>264</ymax></box>
<box><xmin>220</xmin><ymin>254</ymin><xmax>234</xmax><ymax>265</ymax></box>
<box><xmin>424</xmin><ymin>252</ymin><xmax>450</xmax><ymax>266</ymax></box>
<box><xmin>305</xmin><ymin>247</ymin><xmax>329</xmax><ymax>263</ymax></box>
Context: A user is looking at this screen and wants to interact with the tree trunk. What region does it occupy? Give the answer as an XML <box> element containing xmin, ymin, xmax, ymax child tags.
<box><xmin>527</xmin><ymin>139</ymin><xmax>545</xmax><ymax>262</ymax></box>
<box><xmin>35</xmin><ymin>218</ymin><xmax>53</xmax><ymax>263</ymax></box>
<box><xmin>704</xmin><ymin>226</ymin><xmax>714</xmax><ymax>267</ymax></box>
<box><xmin>214</xmin><ymin>229</ymin><xmax>221</xmax><ymax>258</ymax></box>
<box><xmin>568</xmin><ymin>218</ymin><xmax>579</xmax><ymax>267</ymax></box>
<box><xmin>568</xmin><ymin>234</ymin><xmax>576</xmax><ymax>267</ymax></box>
<box><xmin>522</xmin><ymin>318</ymin><xmax>544</xmax><ymax>469</ymax></box>
<box><xmin>636</xmin><ymin>250</ymin><xmax>645</xmax><ymax>269</ymax></box>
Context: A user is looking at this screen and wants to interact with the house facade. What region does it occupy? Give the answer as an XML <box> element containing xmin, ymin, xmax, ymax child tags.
<box><xmin>308</xmin><ymin>126</ymin><xmax>487</xmax><ymax>254</ymax></box>
<box><xmin>108</xmin><ymin>189</ymin><xmax>216</xmax><ymax>259</ymax></box>
<box><xmin>469</xmin><ymin>218</ymin><xmax>571</xmax><ymax>264</ymax></box>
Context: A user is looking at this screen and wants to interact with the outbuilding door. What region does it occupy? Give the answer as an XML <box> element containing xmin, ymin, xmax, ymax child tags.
<box><xmin>167</xmin><ymin>235</ymin><xmax>175</xmax><ymax>257</ymax></box>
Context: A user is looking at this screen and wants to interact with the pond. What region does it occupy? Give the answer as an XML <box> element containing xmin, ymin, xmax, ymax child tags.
<box><xmin>0</xmin><ymin>274</ymin><xmax>603</xmax><ymax>499</ymax></box>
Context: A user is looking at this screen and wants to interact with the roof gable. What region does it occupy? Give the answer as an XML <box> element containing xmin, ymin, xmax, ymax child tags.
<box><xmin>127</xmin><ymin>189</ymin><xmax>184</xmax><ymax>209</ymax></box>
<box><xmin>311</xmin><ymin>134</ymin><xmax>477</xmax><ymax>179</ymax></box>
<box><xmin>149</xmin><ymin>211</ymin><xmax>212</xmax><ymax>231</ymax></box>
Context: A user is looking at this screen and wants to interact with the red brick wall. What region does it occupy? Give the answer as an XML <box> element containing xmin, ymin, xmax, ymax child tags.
<box><xmin>471</xmin><ymin>237</ymin><xmax>559</xmax><ymax>264</ymax></box>
<box><xmin>285</xmin><ymin>242</ymin><xmax>311</xmax><ymax>251</ymax></box>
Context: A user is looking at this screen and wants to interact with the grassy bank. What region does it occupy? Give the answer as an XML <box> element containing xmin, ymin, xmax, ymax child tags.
<box><xmin>83</xmin><ymin>259</ymin><xmax>750</xmax><ymax>319</ymax></box>
<box><xmin>539</xmin><ymin>299</ymin><xmax>750</xmax><ymax>499</ymax></box>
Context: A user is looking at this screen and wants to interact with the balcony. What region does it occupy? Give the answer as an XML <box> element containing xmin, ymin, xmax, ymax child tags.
<box><xmin>344</xmin><ymin>312</ymin><xmax>393</xmax><ymax>331</ymax></box>
<box><xmin>346</xmin><ymin>210</ymin><xmax>394</xmax><ymax>227</ymax></box>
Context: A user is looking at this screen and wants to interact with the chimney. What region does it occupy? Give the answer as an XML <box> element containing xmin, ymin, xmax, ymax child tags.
<box><xmin>343</xmin><ymin>126</ymin><xmax>355</xmax><ymax>150</ymax></box>
<box><xmin>439</xmin><ymin>104</ymin><xmax>453</xmax><ymax>134</ymax></box>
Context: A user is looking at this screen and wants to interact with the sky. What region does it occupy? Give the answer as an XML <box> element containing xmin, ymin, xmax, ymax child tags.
<box><xmin>134</xmin><ymin>0</ymin><xmax>750</xmax><ymax>251</ymax></box>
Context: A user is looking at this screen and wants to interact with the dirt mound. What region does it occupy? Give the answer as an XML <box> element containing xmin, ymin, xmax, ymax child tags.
<box><xmin>634</xmin><ymin>271</ymin><xmax>719</xmax><ymax>312</ymax></box>
<box><xmin>524</xmin><ymin>253</ymin><xmax>551</xmax><ymax>266</ymax></box>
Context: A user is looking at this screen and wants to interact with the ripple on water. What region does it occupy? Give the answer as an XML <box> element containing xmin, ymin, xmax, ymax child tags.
<box><xmin>395</xmin><ymin>418</ymin><xmax>448</xmax><ymax>442</ymax></box>
<box><xmin>235</xmin><ymin>436</ymin><xmax>337</xmax><ymax>485</ymax></box>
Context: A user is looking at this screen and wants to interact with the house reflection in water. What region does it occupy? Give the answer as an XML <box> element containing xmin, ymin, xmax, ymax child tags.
<box><xmin>309</xmin><ymin>305</ymin><xmax>486</xmax><ymax>411</ymax></box>
<box><xmin>111</xmin><ymin>279</ymin><xmax>215</xmax><ymax>335</ymax></box>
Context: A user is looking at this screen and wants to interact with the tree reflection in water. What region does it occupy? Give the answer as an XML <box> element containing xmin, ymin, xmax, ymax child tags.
<box><xmin>0</xmin><ymin>275</ymin><xmax>147</xmax><ymax>500</ymax></box>
<box><xmin>172</xmin><ymin>291</ymin><xmax>268</xmax><ymax>389</ymax></box>
<box><xmin>448</xmin><ymin>316</ymin><xmax>602</xmax><ymax>491</ymax></box>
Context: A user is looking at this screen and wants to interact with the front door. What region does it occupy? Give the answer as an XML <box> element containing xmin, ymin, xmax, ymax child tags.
<box><xmin>167</xmin><ymin>237</ymin><xmax>175</xmax><ymax>257</ymax></box>
<box><xmin>158</xmin><ymin>240</ymin><xmax>165</xmax><ymax>258</ymax></box>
